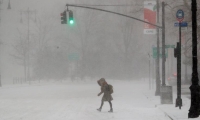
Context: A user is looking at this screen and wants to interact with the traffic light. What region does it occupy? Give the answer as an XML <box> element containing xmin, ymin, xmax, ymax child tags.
<box><xmin>174</xmin><ymin>47</ymin><xmax>177</xmax><ymax>58</ymax></box>
<box><xmin>174</xmin><ymin>42</ymin><xmax>179</xmax><ymax>58</ymax></box>
<box><xmin>69</xmin><ymin>10</ymin><xmax>74</xmax><ymax>25</ymax></box>
<box><xmin>61</xmin><ymin>11</ymin><xmax>67</xmax><ymax>24</ymax></box>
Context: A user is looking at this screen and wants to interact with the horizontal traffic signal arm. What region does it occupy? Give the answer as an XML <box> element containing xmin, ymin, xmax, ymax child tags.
<box><xmin>66</xmin><ymin>4</ymin><xmax>162</xmax><ymax>29</ymax></box>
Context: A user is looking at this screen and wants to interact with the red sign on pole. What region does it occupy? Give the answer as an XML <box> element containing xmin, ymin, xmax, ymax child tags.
<box><xmin>144</xmin><ymin>1</ymin><xmax>157</xmax><ymax>34</ymax></box>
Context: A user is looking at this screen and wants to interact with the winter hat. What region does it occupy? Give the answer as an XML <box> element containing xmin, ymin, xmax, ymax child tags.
<box><xmin>97</xmin><ymin>78</ymin><xmax>106</xmax><ymax>86</ymax></box>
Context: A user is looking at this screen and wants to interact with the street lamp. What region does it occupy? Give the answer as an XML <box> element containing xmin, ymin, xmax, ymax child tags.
<box><xmin>188</xmin><ymin>0</ymin><xmax>200</xmax><ymax>118</ymax></box>
<box><xmin>20</xmin><ymin>8</ymin><xmax>37</xmax><ymax>84</ymax></box>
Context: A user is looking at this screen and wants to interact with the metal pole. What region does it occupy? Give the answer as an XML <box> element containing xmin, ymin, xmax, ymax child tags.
<box><xmin>162</xmin><ymin>2</ymin><xmax>166</xmax><ymax>86</ymax></box>
<box><xmin>149</xmin><ymin>58</ymin><xmax>151</xmax><ymax>89</ymax></box>
<box><xmin>27</xmin><ymin>8</ymin><xmax>30</xmax><ymax>85</ymax></box>
<box><xmin>185</xmin><ymin>59</ymin><xmax>188</xmax><ymax>83</ymax></box>
<box><xmin>185</xmin><ymin>34</ymin><xmax>188</xmax><ymax>84</ymax></box>
<box><xmin>7</xmin><ymin>0</ymin><xmax>11</xmax><ymax>9</ymax></box>
<box><xmin>149</xmin><ymin>53</ymin><xmax>151</xmax><ymax>90</ymax></box>
<box><xmin>175</xmin><ymin>22</ymin><xmax>182</xmax><ymax>109</ymax></box>
<box><xmin>0</xmin><ymin>0</ymin><xmax>2</xmax><ymax>87</ymax></box>
<box><xmin>155</xmin><ymin>0</ymin><xmax>161</xmax><ymax>96</ymax></box>
<box><xmin>0</xmin><ymin>75</ymin><xmax>1</xmax><ymax>87</ymax></box>
<box><xmin>0</xmin><ymin>0</ymin><xmax>3</xmax><ymax>87</ymax></box>
<box><xmin>188</xmin><ymin>0</ymin><xmax>200</xmax><ymax>118</ymax></box>
<box><xmin>152</xmin><ymin>59</ymin><xmax>155</xmax><ymax>89</ymax></box>
<box><xmin>166</xmin><ymin>49</ymin><xmax>169</xmax><ymax>78</ymax></box>
<box><xmin>171</xmin><ymin>48</ymin><xmax>173</xmax><ymax>75</ymax></box>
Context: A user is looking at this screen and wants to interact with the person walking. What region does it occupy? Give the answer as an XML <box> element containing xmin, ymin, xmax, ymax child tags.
<box><xmin>97</xmin><ymin>78</ymin><xmax>113</xmax><ymax>112</ymax></box>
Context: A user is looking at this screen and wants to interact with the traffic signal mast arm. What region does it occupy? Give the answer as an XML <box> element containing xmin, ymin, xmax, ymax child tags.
<box><xmin>65</xmin><ymin>4</ymin><xmax>162</xmax><ymax>29</ymax></box>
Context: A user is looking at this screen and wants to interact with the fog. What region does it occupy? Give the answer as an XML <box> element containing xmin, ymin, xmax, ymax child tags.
<box><xmin>0</xmin><ymin>0</ymin><xmax>199</xmax><ymax>119</ymax></box>
<box><xmin>0</xmin><ymin>0</ymin><xmax>194</xmax><ymax>84</ymax></box>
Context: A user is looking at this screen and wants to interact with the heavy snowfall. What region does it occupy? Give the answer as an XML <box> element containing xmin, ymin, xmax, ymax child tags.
<box><xmin>0</xmin><ymin>0</ymin><xmax>199</xmax><ymax>120</ymax></box>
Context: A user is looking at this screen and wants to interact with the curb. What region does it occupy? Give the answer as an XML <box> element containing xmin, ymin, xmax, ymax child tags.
<box><xmin>143</xmin><ymin>93</ymin><xmax>178</xmax><ymax>120</ymax></box>
<box><xmin>157</xmin><ymin>107</ymin><xmax>177</xmax><ymax>120</ymax></box>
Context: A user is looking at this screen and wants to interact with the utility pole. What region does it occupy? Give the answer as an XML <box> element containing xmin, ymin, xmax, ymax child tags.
<box><xmin>7</xmin><ymin>0</ymin><xmax>11</xmax><ymax>9</ymax></box>
<box><xmin>148</xmin><ymin>53</ymin><xmax>151</xmax><ymax>90</ymax></box>
<box><xmin>155</xmin><ymin>0</ymin><xmax>161</xmax><ymax>96</ymax></box>
<box><xmin>160</xmin><ymin>1</ymin><xmax>173</xmax><ymax>105</ymax></box>
<box><xmin>20</xmin><ymin>8</ymin><xmax>36</xmax><ymax>85</ymax></box>
<box><xmin>27</xmin><ymin>7</ymin><xmax>30</xmax><ymax>85</ymax></box>
<box><xmin>0</xmin><ymin>0</ymin><xmax>2</xmax><ymax>87</ymax></box>
<box><xmin>188</xmin><ymin>0</ymin><xmax>200</xmax><ymax>118</ymax></box>
<box><xmin>161</xmin><ymin>1</ymin><xmax>166</xmax><ymax>86</ymax></box>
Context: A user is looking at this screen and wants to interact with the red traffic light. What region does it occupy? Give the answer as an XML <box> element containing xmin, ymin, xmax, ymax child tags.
<box><xmin>173</xmin><ymin>73</ymin><xmax>177</xmax><ymax>76</ymax></box>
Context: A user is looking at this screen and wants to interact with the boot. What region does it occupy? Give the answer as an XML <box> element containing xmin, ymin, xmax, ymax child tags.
<box><xmin>97</xmin><ymin>108</ymin><xmax>101</xmax><ymax>112</ymax></box>
<box><xmin>108</xmin><ymin>108</ymin><xmax>113</xmax><ymax>112</ymax></box>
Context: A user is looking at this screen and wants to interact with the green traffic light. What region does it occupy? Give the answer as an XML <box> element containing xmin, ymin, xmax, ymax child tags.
<box><xmin>70</xmin><ymin>20</ymin><xmax>74</xmax><ymax>24</ymax></box>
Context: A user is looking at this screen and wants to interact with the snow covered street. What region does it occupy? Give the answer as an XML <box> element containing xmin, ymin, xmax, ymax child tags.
<box><xmin>0</xmin><ymin>0</ymin><xmax>199</xmax><ymax>119</ymax></box>
<box><xmin>0</xmin><ymin>80</ymin><xmax>171</xmax><ymax>120</ymax></box>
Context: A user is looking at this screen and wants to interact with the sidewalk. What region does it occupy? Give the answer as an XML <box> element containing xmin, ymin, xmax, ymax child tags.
<box><xmin>143</xmin><ymin>88</ymin><xmax>199</xmax><ymax>120</ymax></box>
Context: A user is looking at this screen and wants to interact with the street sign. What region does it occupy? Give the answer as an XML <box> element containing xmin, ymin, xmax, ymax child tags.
<box><xmin>68</xmin><ymin>53</ymin><xmax>79</xmax><ymax>61</ymax></box>
<box><xmin>152</xmin><ymin>47</ymin><xmax>168</xmax><ymax>59</ymax></box>
<box><xmin>174</xmin><ymin>22</ymin><xmax>188</xmax><ymax>32</ymax></box>
<box><xmin>174</xmin><ymin>22</ymin><xmax>188</xmax><ymax>27</ymax></box>
<box><xmin>165</xmin><ymin>45</ymin><xmax>175</xmax><ymax>48</ymax></box>
<box><xmin>176</xmin><ymin>9</ymin><xmax>184</xmax><ymax>22</ymax></box>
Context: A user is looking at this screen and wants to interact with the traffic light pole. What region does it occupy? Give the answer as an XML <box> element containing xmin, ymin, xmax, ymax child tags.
<box><xmin>161</xmin><ymin>2</ymin><xmax>166</xmax><ymax>86</ymax></box>
<box><xmin>188</xmin><ymin>0</ymin><xmax>200</xmax><ymax>118</ymax></box>
<box><xmin>160</xmin><ymin>2</ymin><xmax>174</xmax><ymax>105</ymax></box>
<box><xmin>155</xmin><ymin>0</ymin><xmax>161</xmax><ymax>96</ymax></box>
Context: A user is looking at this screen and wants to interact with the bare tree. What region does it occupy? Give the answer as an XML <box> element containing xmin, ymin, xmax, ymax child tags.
<box><xmin>11</xmin><ymin>29</ymin><xmax>28</xmax><ymax>81</ymax></box>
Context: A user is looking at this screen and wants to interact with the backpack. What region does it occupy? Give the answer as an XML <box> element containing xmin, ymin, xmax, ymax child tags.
<box><xmin>108</xmin><ymin>84</ymin><xmax>113</xmax><ymax>94</ymax></box>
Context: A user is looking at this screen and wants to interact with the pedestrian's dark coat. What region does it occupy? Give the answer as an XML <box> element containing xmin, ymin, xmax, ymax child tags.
<box><xmin>97</xmin><ymin>78</ymin><xmax>113</xmax><ymax>101</ymax></box>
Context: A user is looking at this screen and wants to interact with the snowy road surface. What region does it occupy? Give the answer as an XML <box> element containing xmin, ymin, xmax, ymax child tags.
<box><xmin>0</xmin><ymin>80</ymin><xmax>170</xmax><ymax>120</ymax></box>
